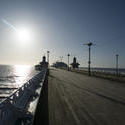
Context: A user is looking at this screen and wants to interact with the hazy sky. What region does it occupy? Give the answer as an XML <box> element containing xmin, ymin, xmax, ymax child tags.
<box><xmin>0</xmin><ymin>0</ymin><xmax>125</xmax><ymax>68</ymax></box>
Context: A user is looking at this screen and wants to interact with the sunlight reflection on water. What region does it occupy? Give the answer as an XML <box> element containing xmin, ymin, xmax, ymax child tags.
<box><xmin>13</xmin><ymin>65</ymin><xmax>32</xmax><ymax>87</ymax></box>
<box><xmin>0</xmin><ymin>65</ymin><xmax>37</xmax><ymax>102</ymax></box>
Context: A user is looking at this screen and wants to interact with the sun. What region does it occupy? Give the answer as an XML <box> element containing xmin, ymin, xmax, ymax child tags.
<box><xmin>16</xmin><ymin>27</ymin><xmax>31</xmax><ymax>42</ymax></box>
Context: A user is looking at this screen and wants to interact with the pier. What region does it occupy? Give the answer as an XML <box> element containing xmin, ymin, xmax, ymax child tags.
<box><xmin>48</xmin><ymin>68</ymin><xmax>125</xmax><ymax>125</ymax></box>
<box><xmin>0</xmin><ymin>67</ymin><xmax>125</xmax><ymax>125</ymax></box>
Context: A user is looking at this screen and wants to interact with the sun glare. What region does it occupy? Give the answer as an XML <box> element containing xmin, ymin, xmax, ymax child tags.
<box><xmin>16</xmin><ymin>27</ymin><xmax>31</xmax><ymax>43</ymax></box>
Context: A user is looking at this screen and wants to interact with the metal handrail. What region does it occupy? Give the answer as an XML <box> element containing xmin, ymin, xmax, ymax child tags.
<box><xmin>0</xmin><ymin>68</ymin><xmax>47</xmax><ymax>125</ymax></box>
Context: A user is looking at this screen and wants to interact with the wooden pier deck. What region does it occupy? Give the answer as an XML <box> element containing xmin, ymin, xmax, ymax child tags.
<box><xmin>48</xmin><ymin>68</ymin><xmax>125</xmax><ymax>125</ymax></box>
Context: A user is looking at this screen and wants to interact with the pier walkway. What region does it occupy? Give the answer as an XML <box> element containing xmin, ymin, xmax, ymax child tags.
<box><xmin>48</xmin><ymin>68</ymin><xmax>125</xmax><ymax>125</ymax></box>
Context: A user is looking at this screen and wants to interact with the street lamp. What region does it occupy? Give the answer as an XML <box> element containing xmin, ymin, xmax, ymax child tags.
<box><xmin>116</xmin><ymin>54</ymin><xmax>119</xmax><ymax>76</ymax></box>
<box><xmin>83</xmin><ymin>42</ymin><xmax>95</xmax><ymax>76</ymax></box>
<box><xmin>47</xmin><ymin>51</ymin><xmax>50</xmax><ymax>65</ymax></box>
<box><xmin>67</xmin><ymin>54</ymin><xmax>70</xmax><ymax>71</ymax></box>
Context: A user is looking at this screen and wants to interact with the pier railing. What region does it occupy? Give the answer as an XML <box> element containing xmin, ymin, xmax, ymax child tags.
<box><xmin>0</xmin><ymin>68</ymin><xmax>47</xmax><ymax>125</ymax></box>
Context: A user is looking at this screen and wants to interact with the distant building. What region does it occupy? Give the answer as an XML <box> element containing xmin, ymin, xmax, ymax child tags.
<box><xmin>35</xmin><ymin>56</ymin><xmax>48</xmax><ymax>70</ymax></box>
<box><xmin>40</xmin><ymin>56</ymin><xmax>48</xmax><ymax>67</ymax></box>
<box><xmin>70</xmin><ymin>57</ymin><xmax>80</xmax><ymax>69</ymax></box>
<box><xmin>52</xmin><ymin>62</ymin><xmax>68</xmax><ymax>68</ymax></box>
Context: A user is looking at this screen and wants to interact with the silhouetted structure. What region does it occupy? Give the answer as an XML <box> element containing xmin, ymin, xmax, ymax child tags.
<box><xmin>70</xmin><ymin>57</ymin><xmax>80</xmax><ymax>69</ymax></box>
<box><xmin>35</xmin><ymin>56</ymin><xmax>48</xmax><ymax>70</ymax></box>
<box><xmin>52</xmin><ymin>62</ymin><xmax>67</xmax><ymax>68</ymax></box>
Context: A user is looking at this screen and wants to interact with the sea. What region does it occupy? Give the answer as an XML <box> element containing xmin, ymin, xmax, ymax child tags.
<box><xmin>0</xmin><ymin>65</ymin><xmax>38</xmax><ymax>102</ymax></box>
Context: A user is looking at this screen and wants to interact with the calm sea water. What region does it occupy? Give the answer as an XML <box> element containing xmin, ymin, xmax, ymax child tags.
<box><xmin>0</xmin><ymin>65</ymin><xmax>38</xmax><ymax>102</ymax></box>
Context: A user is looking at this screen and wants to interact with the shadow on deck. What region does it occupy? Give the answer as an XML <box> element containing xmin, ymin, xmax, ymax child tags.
<box><xmin>33</xmin><ymin>72</ymin><xmax>49</xmax><ymax>125</ymax></box>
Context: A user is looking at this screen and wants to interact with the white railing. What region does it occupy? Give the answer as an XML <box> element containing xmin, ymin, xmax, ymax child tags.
<box><xmin>0</xmin><ymin>68</ymin><xmax>47</xmax><ymax>125</ymax></box>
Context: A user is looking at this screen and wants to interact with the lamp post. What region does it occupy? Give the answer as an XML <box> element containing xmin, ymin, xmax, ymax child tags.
<box><xmin>60</xmin><ymin>56</ymin><xmax>63</xmax><ymax>62</ymax></box>
<box><xmin>116</xmin><ymin>54</ymin><xmax>119</xmax><ymax>76</ymax></box>
<box><xmin>47</xmin><ymin>51</ymin><xmax>50</xmax><ymax>65</ymax></box>
<box><xmin>83</xmin><ymin>42</ymin><xmax>95</xmax><ymax>76</ymax></box>
<box><xmin>67</xmin><ymin>54</ymin><xmax>70</xmax><ymax>71</ymax></box>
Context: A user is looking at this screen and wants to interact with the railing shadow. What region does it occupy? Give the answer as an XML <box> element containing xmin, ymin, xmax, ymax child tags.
<box><xmin>33</xmin><ymin>70</ymin><xmax>49</xmax><ymax>125</ymax></box>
